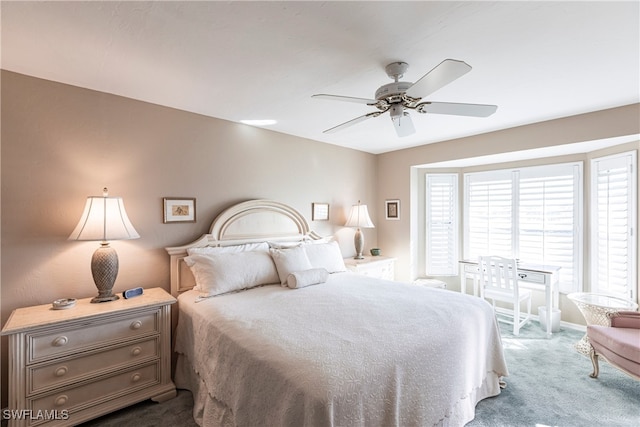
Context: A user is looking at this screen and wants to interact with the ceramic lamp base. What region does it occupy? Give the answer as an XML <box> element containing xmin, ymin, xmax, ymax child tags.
<box><xmin>90</xmin><ymin>243</ymin><xmax>120</xmax><ymax>303</ymax></box>
<box><xmin>91</xmin><ymin>294</ymin><xmax>120</xmax><ymax>303</ymax></box>
<box><xmin>353</xmin><ymin>228</ymin><xmax>365</xmax><ymax>259</ymax></box>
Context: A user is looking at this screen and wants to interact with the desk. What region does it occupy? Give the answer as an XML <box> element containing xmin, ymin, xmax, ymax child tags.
<box><xmin>459</xmin><ymin>260</ymin><xmax>561</xmax><ymax>337</ymax></box>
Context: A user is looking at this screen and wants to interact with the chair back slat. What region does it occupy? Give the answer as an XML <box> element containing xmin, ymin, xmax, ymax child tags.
<box><xmin>479</xmin><ymin>256</ymin><xmax>518</xmax><ymax>296</ymax></box>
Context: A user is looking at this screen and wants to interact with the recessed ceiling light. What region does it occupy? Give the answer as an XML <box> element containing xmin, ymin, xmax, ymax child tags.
<box><xmin>240</xmin><ymin>119</ymin><xmax>277</xmax><ymax>126</ymax></box>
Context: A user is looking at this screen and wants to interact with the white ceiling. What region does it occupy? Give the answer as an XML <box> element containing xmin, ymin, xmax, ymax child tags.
<box><xmin>2</xmin><ymin>1</ymin><xmax>639</xmax><ymax>154</ymax></box>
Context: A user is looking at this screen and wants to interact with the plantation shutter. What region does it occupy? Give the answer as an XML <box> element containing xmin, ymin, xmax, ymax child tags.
<box><xmin>518</xmin><ymin>164</ymin><xmax>581</xmax><ymax>293</ymax></box>
<box><xmin>426</xmin><ymin>174</ymin><xmax>458</xmax><ymax>275</ymax></box>
<box><xmin>591</xmin><ymin>152</ymin><xmax>636</xmax><ymax>300</ymax></box>
<box><xmin>464</xmin><ymin>163</ymin><xmax>582</xmax><ymax>293</ymax></box>
<box><xmin>464</xmin><ymin>171</ymin><xmax>513</xmax><ymax>261</ymax></box>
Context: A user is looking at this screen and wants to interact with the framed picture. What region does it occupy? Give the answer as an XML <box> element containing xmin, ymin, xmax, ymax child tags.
<box><xmin>163</xmin><ymin>197</ymin><xmax>196</xmax><ymax>223</ymax></box>
<box><xmin>385</xmin><ymin>199</ymin><xmax>400</xmax><ymax>220</ymax></box>
<box><xmin>312</xmin><ymin>203</ymin><xmax>329</xmax><ymax>221</ymax></box>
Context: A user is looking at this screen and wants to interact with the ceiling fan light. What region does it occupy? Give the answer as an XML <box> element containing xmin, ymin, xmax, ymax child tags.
<box><xmin>389</xmin><ymin>104</ymin><xmax>404</xmax><ymax>120</ymax></box>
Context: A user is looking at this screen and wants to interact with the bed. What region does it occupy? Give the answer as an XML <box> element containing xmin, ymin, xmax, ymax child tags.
<box><xmin>166</xmin><ymin>200</ymin><xmax>508</xmax><ymax>426</ymax></box>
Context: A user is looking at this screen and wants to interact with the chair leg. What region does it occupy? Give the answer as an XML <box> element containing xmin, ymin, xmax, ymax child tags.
<box><xmin>589</xmin><ymin>346</ymin><xmax>600</xmax><ymax>379</ymax></box>
<box><xmin>514</xmin><ymin>302</ymin><xmax>520</xmax><ymax>335</ymax></box>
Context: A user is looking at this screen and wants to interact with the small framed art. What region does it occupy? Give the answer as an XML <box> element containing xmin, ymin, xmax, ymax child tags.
<box><xmin>385</xmin><ymin>199</ymin><xmax>400</xmax><ymax>220</ymax></box>
<box><xmin>312</xmin><ymin>203</ymin><xmax>329</xmax><ymax>221</ymax></box>
<box><xmin>163</xmin><ymin>197</ymin><xmax>196</xmax><ymax>223</ymax></box>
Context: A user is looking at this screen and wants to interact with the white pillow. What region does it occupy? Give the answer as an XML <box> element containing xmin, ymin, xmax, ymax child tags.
<box><xmin>303</xmin><ymin>241</ymin><xmax>346</xmax><ymax>273</ymax></box>
<box><xmin>306</xmin><ymin>236</ymin><xmax>335</xmax><ymax>244</ymax></box>
<box><xmin>267</xmin><ymin>241</ymin><xmax>304</xmax><ymax>249</ymax></box>
<box><xmin>184</xmin><ymin>251</ymin><xmax>279</xmax><ymax>297</ymax></box>
<box><xmin>267</xmin><ymin>236</ymin><xmax>334</xmax><ymax>249</ymax></box>
<box><xmin>269</xmin><ymin>246</ymin><xmax>313</xmax><ymax>285</ymax></box>
<box><xmin>287</xmin><ymin>268</ymin><xmax>329</xmax><ymax>289</ymax></box>
<box><xmin>188</xmin><ymin>242</ymin><xmax>269</xmax><ymax>255</ymax></box>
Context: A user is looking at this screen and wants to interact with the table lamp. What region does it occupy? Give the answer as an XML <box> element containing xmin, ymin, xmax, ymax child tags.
<box><xmin>344</xmin><ymin>201</ymin><xmax>374</xmax><ymax>259</ymax></box>
<box><xmin>69</xmin><ymin>188</ymin><xmax>140</xmax><ymax>302</ymax></box>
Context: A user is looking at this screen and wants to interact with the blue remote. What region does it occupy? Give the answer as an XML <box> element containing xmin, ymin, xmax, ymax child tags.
<box><xmin>123</xmin><ymin>287</ymin><xmax>144</xmax><ymax>299</ymax></box>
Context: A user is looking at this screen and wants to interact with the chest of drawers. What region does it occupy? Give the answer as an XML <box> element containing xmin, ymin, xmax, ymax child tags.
<box><xmin>344</xmin><ymin>256</ymin><xmax>396</xmax><ymax>280</ymax></box>
<box><xmin>1</xmin><ymin>288</ymin><xmax>176</xmax><ymax>426</ymax></box>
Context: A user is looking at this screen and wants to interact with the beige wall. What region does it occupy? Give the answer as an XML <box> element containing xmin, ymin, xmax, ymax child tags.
<box><xmin>377</xmin><ymin>104</ymin><xmax>640</xmax><ymax>324</ymax></box>
<box><xmin>0</xmin><ymin>71</ymin><xmax>378</xmax><ymax>405</ymax></box>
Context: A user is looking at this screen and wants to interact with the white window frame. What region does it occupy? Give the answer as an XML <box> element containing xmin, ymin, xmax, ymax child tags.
<box><xmin>590</xmin><ymin>151</ymin><xmax>637</xmax><ymax>301</ymax></box>
<box><xmin>425</xmin><ymin>173</ymin><xmax>458</xmax><ymax>276</ymax></box>
<box><xmin>463</xmin><ymin>162</ymin><xmax>583</xmax><ymax>293</ymax></box>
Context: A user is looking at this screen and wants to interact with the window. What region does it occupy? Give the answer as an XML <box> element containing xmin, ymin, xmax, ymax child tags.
<box><xmin>464</xmin><ymin>163</ymin><xmax>583</xmax><ymax>293</ymax></box>
<box><xmin>590</xmin><ymin>151</ymin><xmax>637</xmax><ymax>301</ymax></box>
<box><xmin>425</xmin><ymin>174</ymin><xmax>458</xmax><ymax>275</ymax></box>
<box><xmin>464</xmin><ymin>170</ymin><xmax>513</xmax><ymax>259</ymax></box>
<box><xmin>518</xmin><ymin>164</ymin><xmax>582</xmax><ymax>292</ymax></box>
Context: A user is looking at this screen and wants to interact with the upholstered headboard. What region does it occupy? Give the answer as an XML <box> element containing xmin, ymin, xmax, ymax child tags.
<box><xmin>165</xmin><ymin>199</ymin><xmax>322</xmax><ymax>296</ymax></box>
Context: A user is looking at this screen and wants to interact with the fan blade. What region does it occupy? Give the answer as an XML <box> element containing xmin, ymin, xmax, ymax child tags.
<box><xmin>418</xmin><ymin>101</ymin><xmax>497</xmax><ymax>117</ymax></box>
<box><xmin>312</xmin><ymin>94</ymin><xmax>378</xmax><ymax>105</ymax></box>
<box><xmin>405</xmin><ymin>59</ymin><xmax>472</xmax><ymax>98</ymax></box>
<box><xmin>392</xmin><ymin>113</ymin><xmax>416</xmax><ymax>137</ymax></box>
<box><xmin>323</xmin><ymin>112</ymin><xmax>381</xmax><ymax>134</ymax></box>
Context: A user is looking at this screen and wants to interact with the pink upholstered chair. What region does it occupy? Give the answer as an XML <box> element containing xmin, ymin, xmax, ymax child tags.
<box><xmin>587</xmin><ymin>311</ymin><xmax>640</xmax><ymax>380</ymax></box>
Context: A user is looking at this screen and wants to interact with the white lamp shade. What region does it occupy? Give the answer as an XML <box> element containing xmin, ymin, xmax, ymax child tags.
<box><xmin>345</xmin><ymin>204</ymin><xmax>374</xmax><ymax>228</ymax></box>
<box><xmin>69</xmin><ymin>196</ymin><xmax>140</xmax><ymax>241</ymax></box>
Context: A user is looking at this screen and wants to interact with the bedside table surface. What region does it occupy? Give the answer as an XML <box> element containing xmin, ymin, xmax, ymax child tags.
<box><xmin>2</xmin><ymin>287</ymin><xmax>176</xmax><ymax>335</ymax></box>
<box><xmin>344</xmin><ymin>255</ymin><xmax>397</xmax><ymax>265</ymax></box>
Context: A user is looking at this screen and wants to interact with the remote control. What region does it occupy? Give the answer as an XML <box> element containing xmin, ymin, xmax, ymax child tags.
<box><xmin>123</xmin><ymin>287</ymin><xmax>144</xmax><ymax>299</ymax></box>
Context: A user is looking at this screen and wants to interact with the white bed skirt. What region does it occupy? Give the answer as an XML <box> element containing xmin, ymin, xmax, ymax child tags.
<box><xmin>175</xmin><ymin>353</ymin><xmax>236</xmax><ymax>427</ymax></box>
<box><xmin>175</xmin><ymin>352</ymin><xmax>502</xmax><ymax>427</ymax></box>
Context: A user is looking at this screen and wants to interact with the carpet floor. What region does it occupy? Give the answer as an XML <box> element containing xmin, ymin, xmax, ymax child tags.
<box><xmin>80</xmin><ymin>321</ymin><xmax>640</xmax><ymax>427</ymax></box>
<box><xmin>466</xmin><ymin>321</ymin><xmax>640</xmax><ymax>426</ymax></box>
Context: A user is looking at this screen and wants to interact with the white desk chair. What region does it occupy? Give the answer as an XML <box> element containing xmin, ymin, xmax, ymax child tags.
<box><xmin>479</xmin><ymin>256</ymin><xmax>532</xmax><ymax>335</ymax></box>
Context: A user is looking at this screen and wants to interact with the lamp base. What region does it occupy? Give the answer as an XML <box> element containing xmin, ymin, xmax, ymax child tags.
<box><xmin>353</xmin><ymin>228</ymin><xmax>365</xmax><ymax>260</ymax></box>
<box><xmin>90</xmin><ymin>243</ymin><xmax>120</xmax><ymax>304</ymax></box>
<box><xmin>91</xmin><ymin>294</ymin><xmax>120</xmax><ymax>303</ymax></box>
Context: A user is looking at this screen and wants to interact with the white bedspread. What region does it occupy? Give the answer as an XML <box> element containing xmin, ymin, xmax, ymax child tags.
<box><xmin>175</xmin><ymin>272</ymin><xmax>508</xmax><ymax>427</ymax></box>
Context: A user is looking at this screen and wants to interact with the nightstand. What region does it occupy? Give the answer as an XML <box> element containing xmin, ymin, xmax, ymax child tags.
<box><xmin>344</xmin><ymin>255</ymin><xmax>396</xmax><ymax>280</ymax></box>
<box><xmin>1</xmin><ymin>287</ymin><xmax>177</xmax><ymax>427</ymax></box>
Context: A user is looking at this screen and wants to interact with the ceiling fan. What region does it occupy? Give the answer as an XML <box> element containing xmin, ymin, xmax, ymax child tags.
<box><xmin>312</xmin><ymin>59</ymin><xmax>497</xmax><ymax>138</ymax></box>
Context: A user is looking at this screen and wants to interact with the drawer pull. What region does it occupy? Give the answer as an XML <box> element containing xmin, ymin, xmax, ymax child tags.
<box><xmin>131</xmin><ymin>373</ymin><xmax>142</xmax><ymax>383</ymax></box>
<box><xmin>131</xmin><ymin>347</ymin><xmax>142</xmax><ymax>357</ymax></box>
<box><xmin>54</xmin><ymin>366</ymin><xmax>68</xmax><ymax>377</ymax></box>
<box><xmin>52</xmin><ymin>336</ymin><xmax>68</xmax><ymax>347</ymax></box>
<box><xmin>130</xmin><ymin>320</ymin><xmax>143</xmax><ymax>330</ymax></box>
<box><xmin>54</xmin><ymin>395</ymin><xmax>68</xmax><ymax>406</ymax></box>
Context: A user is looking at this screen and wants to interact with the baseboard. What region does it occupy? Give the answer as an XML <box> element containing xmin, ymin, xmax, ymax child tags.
<box><xmin>493</xmin><ymin>307</ymin><xmax>586</xmax><ymax>333</ymax></box>
<box><xmin>558</xmin><ymin>319</ymin><xmax>585</xmax><ymax>332</ymax></box>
